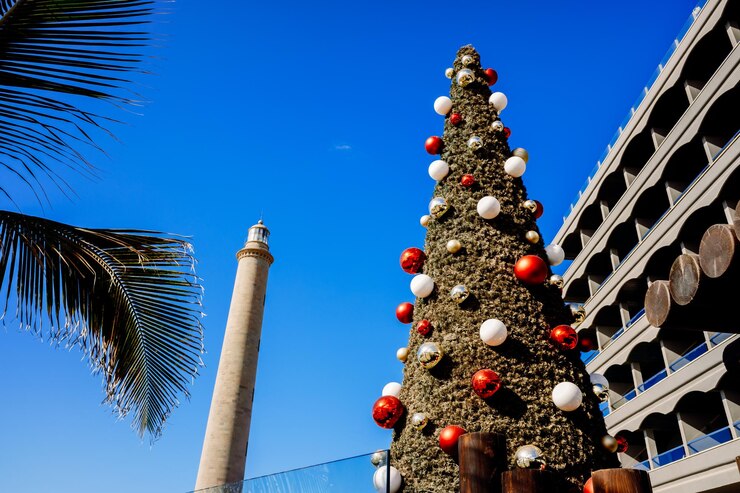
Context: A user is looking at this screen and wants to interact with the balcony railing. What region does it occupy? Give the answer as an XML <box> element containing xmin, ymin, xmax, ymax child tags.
<box><xmin>634</xmin><ymin>422</ymin><xmax>739</xmax><ymax>471</ymax></box>
<box><xmin>636</xmin><ymin>369</ymin><xmax>668</xmax><ymax>393</ymax></box>
<box><xmin>668</xmin><ymin>342</ymin><xmax>708</xmax><ymax>372</ymax></box>
<box><xmin>190</xmin><ymin>450</ymin><xmax>391</xmax><ymax>493</ymax></box>
<box><xmin>710</xmin><ymin>332</ymin><xmax>733</xmax><ymax>346</ymax></box>
<box><xmin>563</xmin><ymin>1</ymin><xmax>707</xmax><ymax>221</ymax></box>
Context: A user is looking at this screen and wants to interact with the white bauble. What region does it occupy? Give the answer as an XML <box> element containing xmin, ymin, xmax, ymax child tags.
<box><xmin>396</xmin><ymin>347</ymin><xmax>409</xmax><ymax>362</ymax></box>
<box><xmin>444</xmin><ymin>68</ymin><xmax>454</xmax><ymax>79</ymax></box>
<box><xmin>504</xmin><ymin>156</ymin><xmax>526</xmax><ymax>177</ymax></box>
<box><xmin>545</xmin><ymin>244</ymin><xmax>565</xmax><ymax>266</ymax></box>
<box><xmin>420</xmin><ymin>215</ymin><xmax>431</xmax><ymax>228</ymax></box>
<box><xmin>428</xmin><ymin>160</ymin><xmax>449</xmax><ymax>181</ymax></box>
<box><xmin>489</xmin><ymin>92</ymin><xmax>508</xmax><ymax>111</ymax></box>
<box><xmin>480</xmin><ymin>319</ymin><xmax>508</xmax><ymax>346</ymax></box>
<box><xmin>373</xmin><ymin>465</ymin><xmax>402</xmax><ymax>493</ymax></box>
<box><xmin>552</xmin><ymin>382</ymin><xmax>583</xmax><ymax>411</ymax></box>
<box><xmin>433</xmin><ymin>96</ymin><xmax>453</xmax><ymax>116</ymax></box>
<box><xmin>590</xmin><ymin>373</ymin><xmax>609</xmax><ymax>389</ymax></box>
<box><xmin>410</xmin><ymin>274</ymin><xmax>434</xmax><ymax>298</ymax></box>
<box><xmin>512</xmin><ymin>147</ymin><xmax>529</xmax><ymax>163</ymax></box>
<box><xmin>382</xmin><ymin>382</ymin><xmax>402</xmax><ymax>397</ymax></box>
<box><xmin>477</xmin><ymin>196</ymin><xmax>501</xmax><ymax>219</ymax></box>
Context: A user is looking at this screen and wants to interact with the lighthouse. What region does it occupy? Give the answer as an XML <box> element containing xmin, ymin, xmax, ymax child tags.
<box><xmin>195</xmin><ymin>220</ymin><xmax>274</xmax><ymax>490</ymax></box>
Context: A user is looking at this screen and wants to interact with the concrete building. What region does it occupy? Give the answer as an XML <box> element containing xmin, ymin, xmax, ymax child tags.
<box><xmin>195</xmin><ymin>221</ymin><xmax>274</xmax><ymax>491</ymax></box>
<box><xmin>552</xmin><ymin>1</ymin><xmax>740</xmax><ymax>492</ymax></box>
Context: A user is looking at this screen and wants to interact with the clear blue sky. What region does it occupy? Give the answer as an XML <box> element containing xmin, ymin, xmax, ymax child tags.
<box><xmin>0</xmin><ymin>1</ymin><xmax>699</xmax><ymax>491</ymax></box>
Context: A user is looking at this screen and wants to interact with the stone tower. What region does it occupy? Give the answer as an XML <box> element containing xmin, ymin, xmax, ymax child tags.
<box><xmin>195</xmin><ymin>220</ymin><xmax>274</xmax><ymax>491</ymax></box>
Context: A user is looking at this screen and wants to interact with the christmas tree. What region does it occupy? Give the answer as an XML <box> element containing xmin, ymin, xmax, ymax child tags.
<box><xmin>372</xmin><ymin>46</ymin><xmax>619</xmax><ymax>493</ymax></box>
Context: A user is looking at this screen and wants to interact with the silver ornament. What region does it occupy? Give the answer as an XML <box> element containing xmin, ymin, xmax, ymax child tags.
<box><xmin>569</xmin><ymin>303</ymin><xmax>587</xmax><ymax>325</ymax></box>
<box><xmin>445</xmin><ymin>67</ymin><xmax>454</xmax><ymax>79</ymax></box>
<box><xmin>491</xmin><ymin>120</ymin><xmax>504</xmax><ymax>132</ymax></box>
<box><xmin>450</xmin><ymin>284</ymin><xmax>469</xmax><ymax>304</ymax></box>
<box><xmin>370</xmin><ymin>450</ymin><xmax>387</xmax><ymax>467</ymax></box>
<box><xmin>461</xmin><ymin>55</ymin><xmax>475</xmax><ymax>66</ymax></box>
<box><xmin>417</xmin><ymin>342</ymin><xmax>443</xmax><ymax>369</ymax></box>
<box><xmin>411</xmin><ymin>412</ymin><xmax>428</xmax><ymax>430</ymax></box>
<box><xmin>456</xmin><ymin>68</ymin><xmax>474</xmax><ymax>87</ymax></box>
<box><xmin>593</xmin><ymin>383</ymin><xmax>609</xmax><ymax>402</ymax></box>
<box><xmin>548</xmin><ymin>274</ymin><xmax>564</xmax><ymax>289</ymax></box>
<box><xmin>515</xmin><ymin>445</ymin><xmax>546</xmax><ymax>469</ymax></box>
<box><xmin>467</xmin><ymin>136</ymin><xmax>482</xmax><ymax>151</ymax></box>
<box><xmin>428</xmin><ymin>197</ymin><xmax>449</xmax><ymax>218</ymax></box>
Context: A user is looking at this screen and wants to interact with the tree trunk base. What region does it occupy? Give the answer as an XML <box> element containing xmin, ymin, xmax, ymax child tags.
<box><xmin>592</xmin><ymin>468</ymin><xmax>652</xmax><ymax>493</ymax></box>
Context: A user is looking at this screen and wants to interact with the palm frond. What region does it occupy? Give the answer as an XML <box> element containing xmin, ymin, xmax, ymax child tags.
<box><xmin>0</xmin><ymin>0</ymin><xmax>157</xmax><ymax>201</ymax></box>
<box><xmin>0</xmin><ymin>210</ymin><xmax>204</xmax><ymax>438</ymax></box>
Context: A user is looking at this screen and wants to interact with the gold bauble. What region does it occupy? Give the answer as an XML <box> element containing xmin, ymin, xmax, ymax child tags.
<box><xmin>396</xmin><ymin>347</ymin><xmax>409</xmax><ymax>363</ymax></box>
<box><xmin>444</xmin><ymin>67</ymin><xmax>454</xmax><ymax>79</ymax></box>
<box><xmin>602</xmin><ymin>435</ymin><xmax>619</xmax><ymax>453</ymax></box>
<box><xmin>420</xmin><ymin>215</ymin><xmax>431</xmax><ymax>228</ymax></box>
<box><xmin>522</xmin><ymin>199</ymin><xmax>537</xmax><ymax>213</ymax></box>
<box><xmin>512</xmin><ymin>147</ymin><xmax>529</xmax><ymax>163</ymax></box>
<box><xmin>525</xmin><ymin>230</ymin><xmax>540</xmax><ymax>244</ymax></box>
<box><xmin>446</xmin><ymin>239</ymin><xmax>462</xmax><ymax>254</ymax></box>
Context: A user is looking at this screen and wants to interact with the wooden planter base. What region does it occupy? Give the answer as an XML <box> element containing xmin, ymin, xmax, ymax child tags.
<box><xmin>458</xmin><ymin>432</ymin><xmax>507</xmax><ymax>493</ymax></box>
<box><xmin>592</xmin><ymin>468</ymin><xmax>652</xmax><ymax>493</ymax></box>
<box><xmin>500</xmin><ymin>469</ymin><xmax>553</xmax><ymax>493</ymax></box>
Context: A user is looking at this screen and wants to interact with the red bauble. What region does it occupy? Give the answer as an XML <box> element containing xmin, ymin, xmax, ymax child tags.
<box><xmin>425</xmin><ymin>136</ymin><xmax>443</xmax><ymax>155</ymax></box>
<box><xmin>471</xmin><ymin>369</ymin><xmax>501</xmax><ymax>399</ymax></box>
<box><xmin>439</xmin><ymin>425</ymin><xmax>467</xmax><ymax>456</ymax></box>
<box><xmin>460</xmin><ymin>174</ymin><xmax>475</xmax><ymax>187</ymax></box>
<box><xmin>534</xmin><ymin>200</ymin><xmax>544</xmax><ymax>219</ymax></box>
<box><xmin>616</xmin><ymin>434</ymin><xmax>629</xmax><ymax>453</ymax></box>
<box><xmin>396</xmin><ymin>302</ymin><xmax>414</xmax><ymax>324</ymax></box>
<box><xmin>583</xmin><ymin>478</ymin><xmax>594</xmax><ymax>493</ymax></box>
<box><xmin>450</xmin><ymin>113</ymin><xmax>463</xmax><ymax>126</ymax></box>
<box><xmin>400</xmin><ymin>247</ymin><xmax>426</xmax><ymax>274</ymax></box>
<box><xmin>549</xmin><ymin>325</ymin><xmax>578</xmax><ymax>350</ymax></box>
<box><xmin>417</xmin><ymin>319</ymin><xmax>432</xmax><ymax>336</ymax></box>
<box><xmin>484</xmin><ymin>68</ymin><xmax>498</xmax><ymax>86</ymax></box>
<box><xmin>372</xmin><ymin>395</ymin><xmax>404</xmax><ymax>429</ymax></box>
<box><xmin>503</xmin><ymin>127</ymin><xmax>511</xmax><ymax>138</ymax></box>
<box><xmin>578</xmin><ymin>333</ymin><xmax>597</xmax><ymax>352</ymax></box>
<box><xmin>513</xmin><ymin>255</ymin><xmax>548</xmax><ymax>285</ymax></box>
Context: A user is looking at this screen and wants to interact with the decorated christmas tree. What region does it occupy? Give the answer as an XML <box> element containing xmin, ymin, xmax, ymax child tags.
<box><xmin>372</xmin><ymin>46</ymin><xmax>621</xmax><ymax>493</ymax></box>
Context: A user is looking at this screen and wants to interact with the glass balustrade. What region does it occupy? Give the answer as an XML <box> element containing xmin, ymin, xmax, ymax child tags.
<box><xmin>668</xmin><ymin>342</ymin><xmax>708</xmax><ymax>372</ymax></box>
<box><xmin>710</xmin><ymin>332</ymin><xmax>733</xmax><ymax>346</ymax></box>
<box><xmin>686</xmin><ymin>425</ymin><xmax>734</xmax><ymax>454</ymax></box>
<box><xmin>651</xmin><ymin>444</ymin><xmax>686</xmax><ymax>468</ymax></box>
<box><xmin>636</xmin><ymin>369</ymin><xmax>667</xmax><ymax>393</ymax></box>
<box><xmin>190</xmin><ymin>450</ymin><xmax>390</xmax><ymax>493</ymax></box>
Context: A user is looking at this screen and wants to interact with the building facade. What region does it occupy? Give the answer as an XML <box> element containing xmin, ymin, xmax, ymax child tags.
<box><xmin>552</xmin><ymin>1</ymin><xmax>740</xmax><ymax>492</ymax></box>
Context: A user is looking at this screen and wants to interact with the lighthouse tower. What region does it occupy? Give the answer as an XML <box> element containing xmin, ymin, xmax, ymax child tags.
<box><xmin>195</xmin><ymin>220</ymin><xmax>274</xmax><ymax>490</ymax></box>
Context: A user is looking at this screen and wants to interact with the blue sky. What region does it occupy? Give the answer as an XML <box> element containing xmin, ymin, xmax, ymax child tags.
<box><xmin>0</xmin><ymin>1</ymin><xmax>699</xmax><ymax>491</ymax></box>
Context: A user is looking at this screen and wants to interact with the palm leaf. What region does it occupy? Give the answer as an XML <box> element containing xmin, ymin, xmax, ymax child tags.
<box><xmin>0</xmin><ymin>210</ymin><xmax>204</xmax><ymax>438</ymax></box>
<box><xmin>0</xmin><ymin>0</ymin><xmax>157</xmax><ymax>201</ymax></box>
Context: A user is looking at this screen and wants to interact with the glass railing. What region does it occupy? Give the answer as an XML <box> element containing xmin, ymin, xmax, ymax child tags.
<box><xmin>651</xmin><ymin>444</ymin><xmax>686</xmax><ymax>468</ymax></box>
<box><xmin>710</xmin><ymin>332</ymin><xmax>733</xmax><ymax>346</ymax></box>
<box><xmin>611</xmin><ymin>389</ymin><xmax>637</xmax><ymax>410</ymax></box>
<box><xmin>563</xmin><ymin>0</ymin><xmax>707</xmax><ymax>220</ymax></box>
<box><xmin>668</xmin><ymin>342</ymin><xmax>708</xmax><ymax>372</ymax></box>
<box><xmin>634</xmin><ymin>460</ymin><xmax>651</xmax><ymax>471</ymax></box>
<box><xmin>190</xmin><ymin>450</ymin><xmax>391</xmax><ymax>493</ymax></box>
<box><xmin>581</xmin><ymin>350</ymin><xmax>598</xmax><ymax>365</ymax></box>
<box><xmin>637</xmin><ymin>369</ymin><xmax>668</xmax><ymax>393</ymax></box>
<box><xmin>686</xmin><ymin>425</ymin><xmax>734</xmax><ymax>454</ymax></box>
<box><xmin>599</xmin><ymin>401</ymin><xmax>609</xmax><ymax>417</ymax></box>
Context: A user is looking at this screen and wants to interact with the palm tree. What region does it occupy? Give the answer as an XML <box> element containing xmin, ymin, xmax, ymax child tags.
<box><xmin>0</xmin><ymin>0</ymin><xmax>203</xmax><ymax>439</ymax></box>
